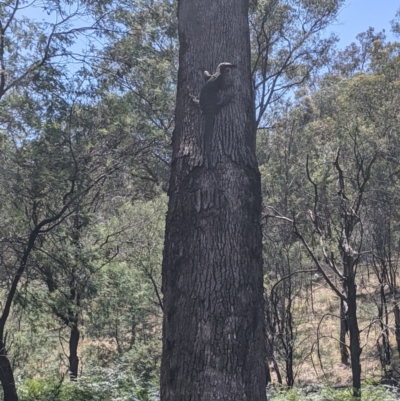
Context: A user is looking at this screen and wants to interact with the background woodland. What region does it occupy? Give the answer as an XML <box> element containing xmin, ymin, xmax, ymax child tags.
<box><xmin>1</xmin><ymin>0</ymin><xmax>400</xmax><ymax>399</ymax></box>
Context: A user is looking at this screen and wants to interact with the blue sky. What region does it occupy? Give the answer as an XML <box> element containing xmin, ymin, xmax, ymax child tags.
<box><xmin>25</xmin><ymin>1</ymin><xmax>399</xmax><ymax>51</ymax></box>
<box><xmin>331</xmin><ymin>0</ymin><xmax>399</xmax><ymax>47</ymax></box>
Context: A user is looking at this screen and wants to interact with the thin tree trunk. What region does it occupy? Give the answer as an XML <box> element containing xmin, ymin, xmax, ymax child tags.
<box><xmin>68</xmin><ymin>213</ymin><xmax>81</xmax><ymax>380</ymax></box>
<box><xmin>0</xmin><ymin>342</ymin><xmax>18</xmax><ymax>401</ymax></box>
<box><xmin>393</xmin><ymin>304</ymin><xmax>400</xmax><ymax>357</ymax></box>
<box><xmin>346</xmin><ymin>275</ymin><xmax>361</xmax><ymax>397</ymax></box>
<box><xmin>285</xmin><ymin>284</ymin><xmax>294</xmax><ymax>387</ymax></box>
<box><xmin>160</xmin><ymin>0</ymin><xmax>266</xmax><ymax>400</ymax></box>
<box><xmin>377</xmin><ymin>285</ymin><xmax>391</xmax><ymax>381</ymax></box>
<box><xmin>339</xmin><ymin>298</ymin><xmax>349</xmax><ymax>366</ymax></box>
<box><xmin>265</xmin><ymin>295</ymin><xmax>281</xmax><ymax>385</ymax></box>
<box><xmin>372</xmin><ymin>257</ymin><xmax>392</xmax><ymax>380</ymax></box>
<box><xmin>272</xmin><ymin>356</ymin><xmax>282</xmax><ymax>385</ymax></box>
<box><xmin>265</xmin><ymin>363</ymin><xmax>271</xmax><ymax>384</ymax></box>
<box><xmin>340</xmin><ymin>247</ymin><xmax>361</xmax><ymax>397</ymax></box>
<box><xmin>69</xmin><ymin>321</ymin><xmax>80</xmax><ymax>380</ymax></box>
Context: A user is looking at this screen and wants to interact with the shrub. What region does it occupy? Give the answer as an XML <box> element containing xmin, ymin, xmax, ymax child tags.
<box><xmin>17</xmin><ymin>365</ymin><xmax>160</xmax><ymax>401</ymax></box>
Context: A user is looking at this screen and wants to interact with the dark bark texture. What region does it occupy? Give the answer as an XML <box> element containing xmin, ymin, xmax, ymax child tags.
<box><xmin>160</xmin><ymin>1</ymin><xmax>266</xmax><ymax>400</ymax></box>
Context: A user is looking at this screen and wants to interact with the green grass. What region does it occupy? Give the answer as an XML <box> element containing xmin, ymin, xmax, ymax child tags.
<box><xmin>15</xmin><ymin>377</ymin><xmax>400</xmax><ymax>401</ymax></box>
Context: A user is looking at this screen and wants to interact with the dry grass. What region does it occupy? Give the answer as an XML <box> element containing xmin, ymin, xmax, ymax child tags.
<box><xmin>269</xmin><ymin>269</ymin><xmax>400</xmax><ymax>386</ymax></box>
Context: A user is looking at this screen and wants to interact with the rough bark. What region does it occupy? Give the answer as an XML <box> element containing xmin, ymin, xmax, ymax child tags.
<box><xmin>160</xmin><ymin>0</ymin><xmax>266</xmax><ymax>400</ymax></box>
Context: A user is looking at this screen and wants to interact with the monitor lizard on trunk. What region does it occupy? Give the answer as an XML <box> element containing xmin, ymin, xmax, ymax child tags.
<box><xmin>190</xmin><ymin>62</ymin><xmax>237</xmax><ymax>169</ymax></box>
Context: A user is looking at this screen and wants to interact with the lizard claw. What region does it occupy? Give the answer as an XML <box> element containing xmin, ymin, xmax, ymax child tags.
<box><xmin>189</xmin><ymin>93</ymin><xmax>200</xmax><ymax>106</ymax></box>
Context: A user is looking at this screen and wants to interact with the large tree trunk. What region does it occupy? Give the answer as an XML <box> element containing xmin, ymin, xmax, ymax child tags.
<box><xmin>160</xmin><ymin>0</ymin><xmax>266</xmax><ymax>400</ymax></box>
<box><xmin>0</xmin><ymin>342</ymin><xmax>18</xmax><ymax>401</ymax></box>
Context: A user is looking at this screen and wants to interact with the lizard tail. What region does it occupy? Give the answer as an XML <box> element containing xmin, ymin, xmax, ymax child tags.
<box><xmin>204</xmin><ymin>114</ymin><xmax>216</xmax><ymax>169</ymax></box>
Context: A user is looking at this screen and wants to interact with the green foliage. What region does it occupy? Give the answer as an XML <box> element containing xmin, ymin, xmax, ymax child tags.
<box><xmin>17</xmin><ymin>366</ymin><xmax>160</xmax><ymax>401</ymax></box>
<box><xmin>0</xmin><ymin>0</ymin><xmax>103</xmax><ymax>102</ymax></box>
<box><xmin>1</xmin><ymin>195</ymin><xmax>166</xmax><ymax>381</ymax></box>
<box><xmin>260</xmin><ymin>28</ymin><xmax>400</xmax><ymax>387</ymax></box>
<box><xmin>18</xmin><ymin>378</ymin><xmax>64</xmax><ymax>401</ymax></box>
<box><xmin>89</xmin><ymin>0</ymin><xmax>178</xmax><ymax>191</ymax></box>
<box><xmin>84</xmin><ymin>195</ymin><xmax>166</xmax><ymax>382</ymax></box>
<box><xmin>19</xmin><ymin>381</ymin><xmax>400</xmax><ymax>401</ymax></box>
<box><xmin>250</xmin><ymin>0</ymin><xmax>344</xmax><ymax>126</ymax></box>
